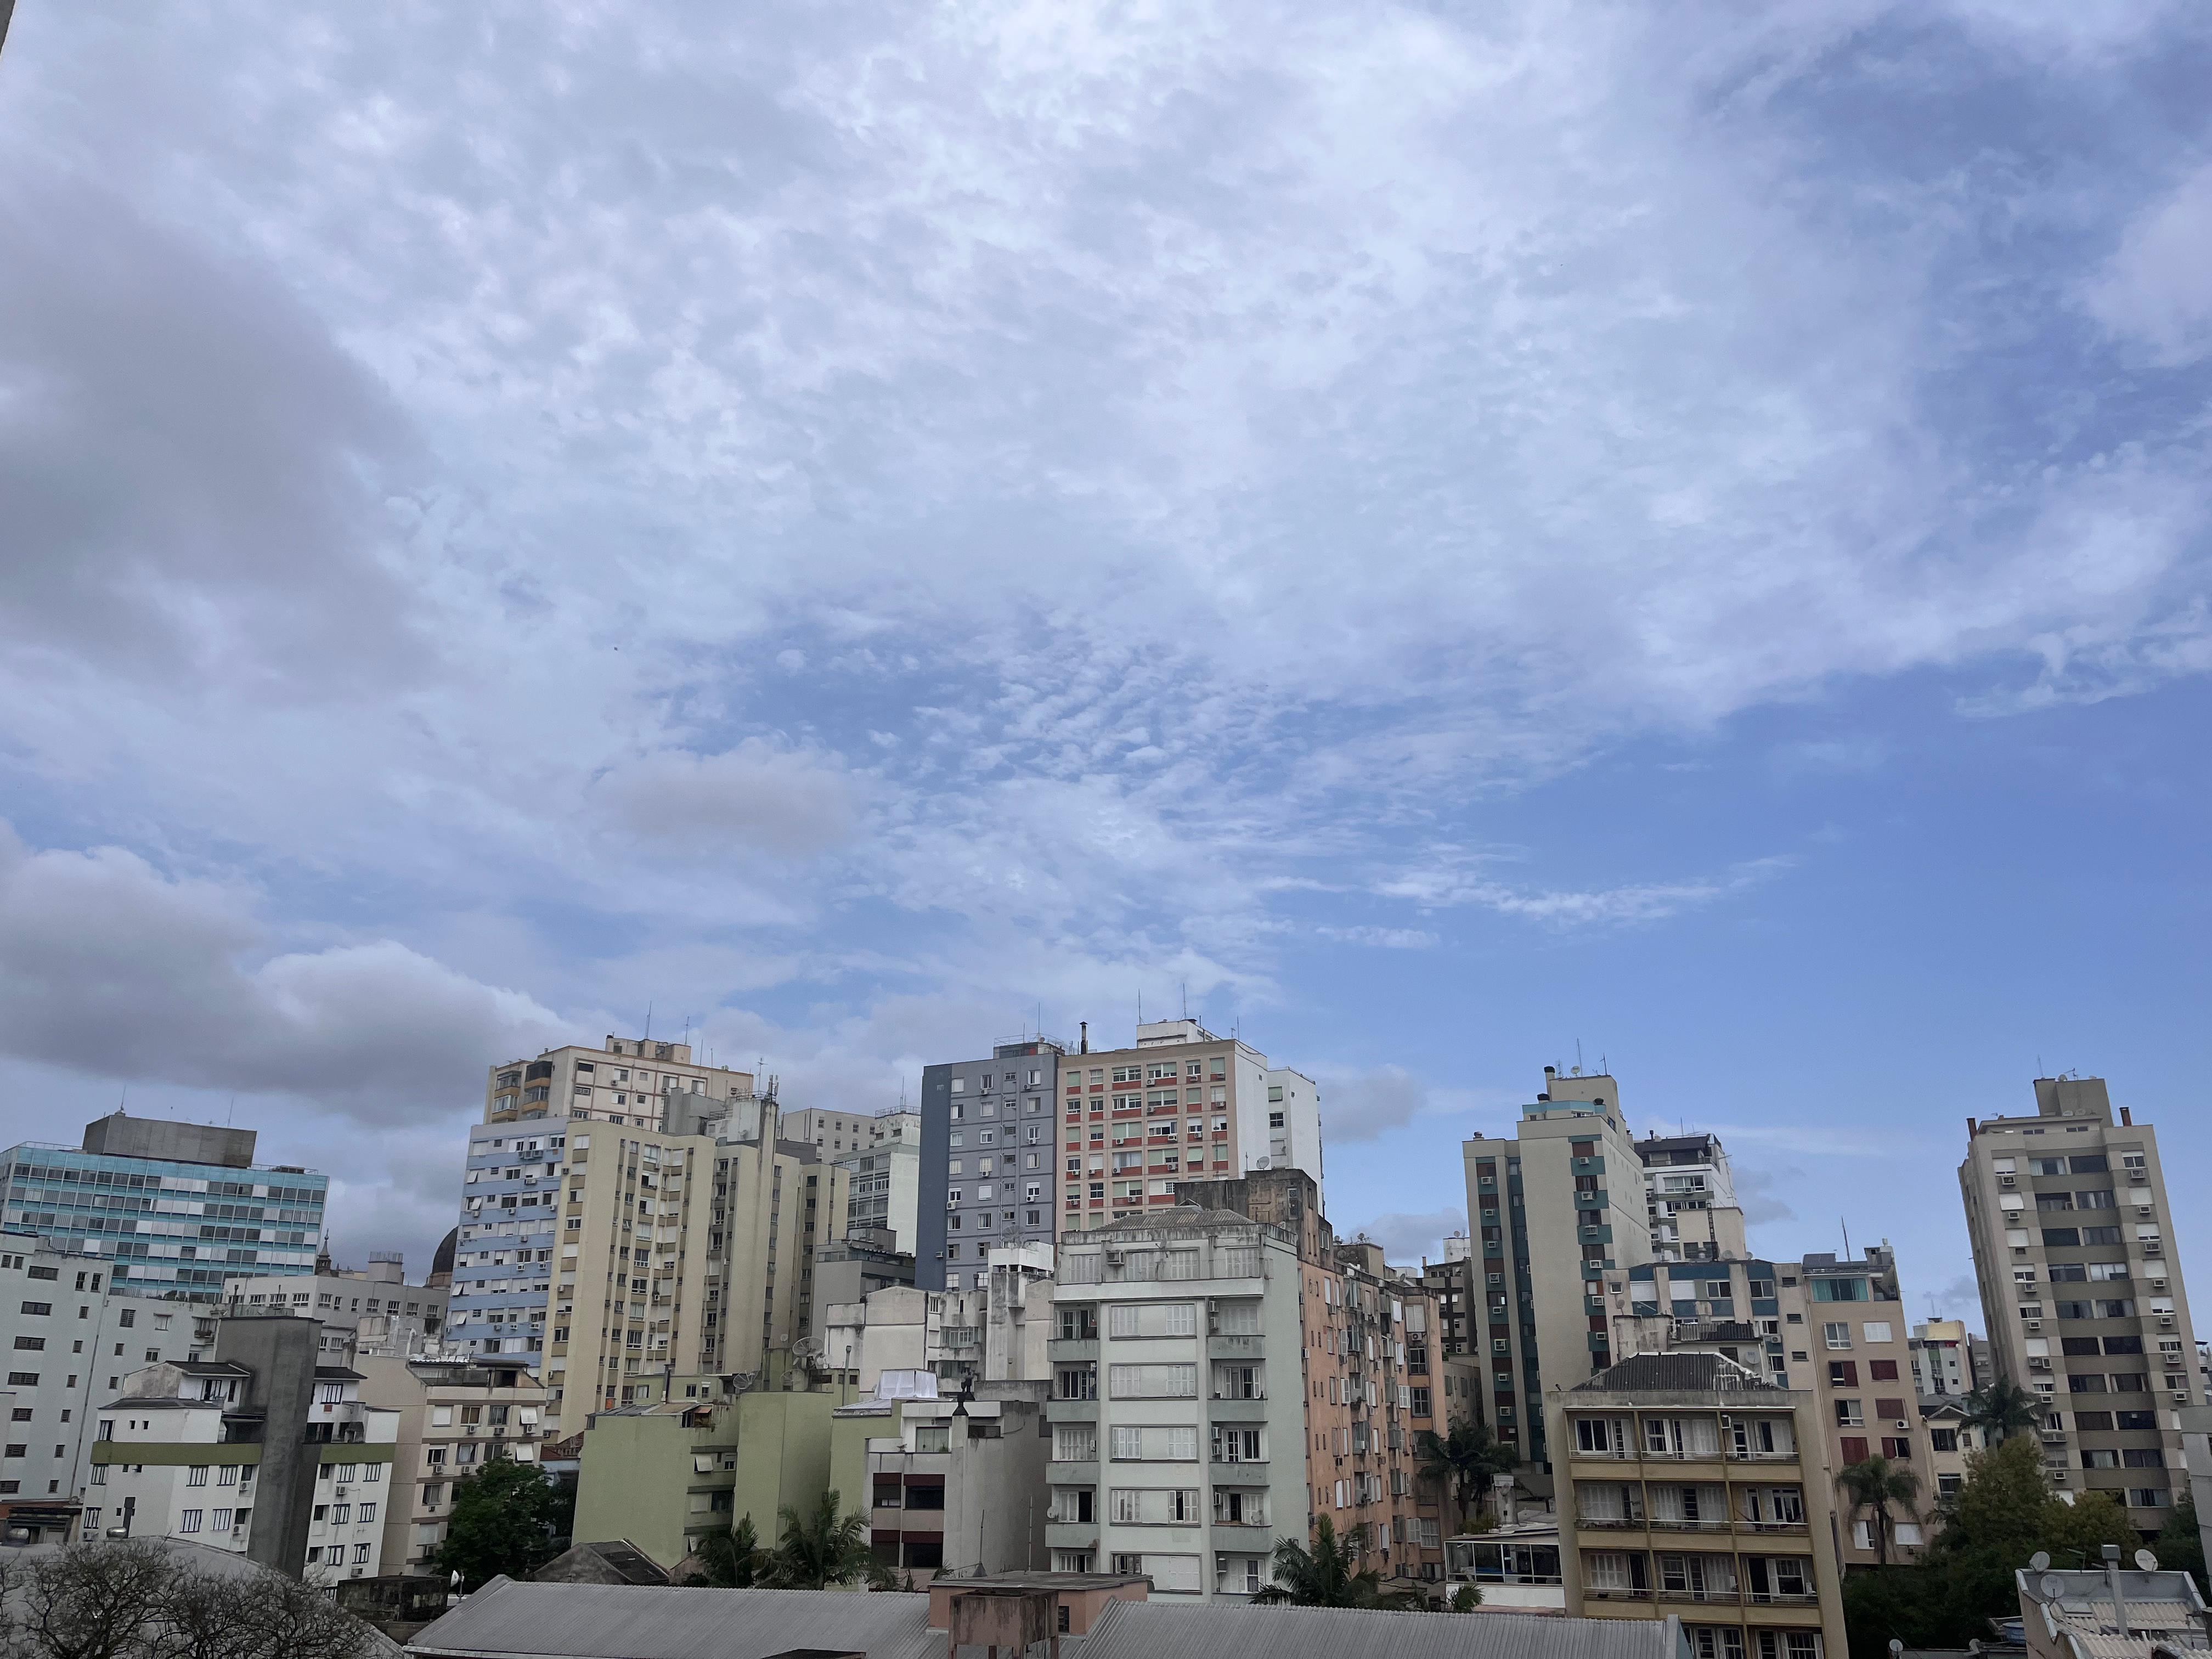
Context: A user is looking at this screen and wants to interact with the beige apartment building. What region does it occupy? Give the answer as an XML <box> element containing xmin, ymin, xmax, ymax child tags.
<box><xmin>1550</xmin><ymin>1352</ymin><xmax>1849</xmax><ymax>1659</ymax></box>
<box><xmin>1057</xmin><ymin>1021</ymin><xmax>1324</xmax><ymax>1236</ymax></box>
<box><xmin>1960</xmin><ymin>1076</ymin><xmax>2200</xmax><ymax>1533</ymax></box>
<box><xmin>484</xmin><ymin>1035</ymin><xmax>755</xmax><ymax>1132</ymax></box>
<box><xmin>1462</xmin><ymin>1069</ymin><xmax>1654</xmax><ymax>1462</ymax></box>
<box><xmin>540</xmin><ymin>1108</ymin><xmax>848</xmax><ymax>1436</ymax></box>
<box><xmin>357</xmin><ymin>1355</ymin><xmax>549</xmax><ymax>1572</ymax></box>
<box><xmin>783</xmin><ymin>1108</ymin><xmax>919</xmax><ymax>1161</ymax></box>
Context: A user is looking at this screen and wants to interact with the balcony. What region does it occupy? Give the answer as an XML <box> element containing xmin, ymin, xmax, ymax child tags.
<box><xmin>1646</xmin><ymin>1518</ymin><xmax>1731</xmax><ymax>1533</ymax></box>
<box><xmin>1657</xmin><ymin>1588</ymin><xmax>1741</xmax><ymax>1606</ymax></box>
<box><xmin>1048</xmin><ymin>1400</ymin><xmax>1099</xmax><ymax>1423</ymax></box>
<box><xmin>1049</xmin><ymin>1460</ymin><xmax>1098</xmax><ymax>1485</ymax></box>
<box><xmin>1209</xmin><ymin>1460</ymin><xmax>1269</xmax><ymax>1482</ymax></box>
<box><xmin>1210</xmin><ymin>1397</ymin><xmax>1268</xmax><ymax>1422</ymax></box>
<box><xmin>1048</xmin><ymin>1339</ymin><xmax>1098</xmax><ymax>1362</ymax></box>
<box><xmin>1208</xmin><ymin>1335</ymin><xmax>1264</xmax><ymax>1361</ymax></box>
<box><xmin>1045</xmin><ymin>1522</ymin><xmax>1098</xmax><ymax>1551</ymax></box>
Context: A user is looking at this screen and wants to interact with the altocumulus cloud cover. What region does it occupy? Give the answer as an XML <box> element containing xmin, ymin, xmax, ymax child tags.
<box><xmin>0</xmin><ymin>1</ymin><xmax>2208</xmax><ymax>1298</ymax></box>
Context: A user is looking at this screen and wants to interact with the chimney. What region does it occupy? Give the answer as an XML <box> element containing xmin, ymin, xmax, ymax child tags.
<box><xmin>1966</xmin><ymin>1116</ymin><xmax>1977</xmax><ymax>1137</ymax></box>
<box><xmin>1080</xmin><ymin>1022</ymin><xmax>1088</xmax><ymax>1055</ymax></box>
<box><xmin>2120</xmin><ymin>1107</ymin><xmax>2132</xmax><ymax>1126</ymax></box>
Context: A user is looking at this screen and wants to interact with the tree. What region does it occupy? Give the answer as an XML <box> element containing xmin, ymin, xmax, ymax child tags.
<box><xmin>1449</xmin><ymin>1583</ymin><xmax>1485</xmax><ymax>1611</ymax></box>
<box><xmin>2157</xmin><ymin>1492</ymin><xmax>2207</xmax><ymax>1595</ymax></box>
<box><xmin>1415</xmin><ymin>1416</ymin><xmax>1519</xmax><ymax>1534</ymax></box>
<box><xmin>1960</xmin><ymin>1381</ymin><xmax>2042</xmax><ymax>1446</ymax></box>
<box><xmin>432</xmin><ymin>1456</ymin><xmax>572</xmax><ymax>1590</ymax></box>
<box><xmin>1250</xmin><ymin>1515</ymin><xmax>1425</xmax><ymax>1610</ymax></box>
<box><xmin>1836</xmin><ymin>1455</ymin><xmax>1923</xmax><ymax>1566</ymax></box>
<box><xmin>759</xmin><ymin>1491</ymin><xmax>888</xmax><ymax>1590</ymax></box>
<box><xmin>3</xmin><ymin>1542</ymin><xmax>377</xmax><ymax>1659</ymax></box>
<box><xmin>688</xmin><ymin>1515</ymin><xmax>764</xmax><ymax>1588</ymax></box>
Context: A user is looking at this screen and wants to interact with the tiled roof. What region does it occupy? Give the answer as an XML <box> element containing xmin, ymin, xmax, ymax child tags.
<box><xmin>1574</xmin><ymin>1352</ymin><xmax>1784</xmax><ymax>1394</ymax></box>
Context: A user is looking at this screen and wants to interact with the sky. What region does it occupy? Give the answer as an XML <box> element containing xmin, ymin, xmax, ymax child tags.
<box><xmin>1</xmin><ymin>2</ymin><xmax>2208</xmax><ymax>1329</ymax></box>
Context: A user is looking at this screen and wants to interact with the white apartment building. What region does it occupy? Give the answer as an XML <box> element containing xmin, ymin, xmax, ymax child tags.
<box><xmin>90</xmin><ymin>1353</ymin><xmax>397</xmax><ymax>1579</ymax></box>
<box><xmin>1635</xmin><ymin>1133</ymin><xmax>1748</xmax><ymax>1264</ymax></box>
<box><xmin>826</xmin><ymin>1243</ymin><xmax>1054</xmax><ymax>1396</ymax></box>
<box><xmin>786</xmin><ymin>1107</ymin><xmax>919</xmax><ymax>1162</ymax></box>
<box><xmin>1909</xmin><ymin>1318</ymin><xmax>1973</xmax><ymax>1397</ymax></box>
<box><xmin>840</xmin><ymin>1135</ymin><xmax>921</xmax><ymax>1255</ymax></box>
<box><xmin>227</xmin><ymin>1254</ymin><xmax>448</xmax><ymax>1364</ymax></box>
<box><xmin>0</xmin><ymin>1231</ymin><xmax>198</xmax><ymax>1540</ymax></box>
<box><xmin>1960</xmin><ymin>1076</ymin><xmax>2200</xmax><ymax>1531</ymax></box>
<box><xmin>356</xmin><ymin>1353</ymin><xmax>549</xmax><ymax>1573</ymax></box>
<box><xmin>1045</xmin><ymin>1208</ymin><xmax>1307</xmax><ymax>1600</ymax></box>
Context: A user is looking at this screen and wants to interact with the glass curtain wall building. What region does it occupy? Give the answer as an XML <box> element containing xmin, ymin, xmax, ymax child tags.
<box><xmin>0</xmin><ymin>1115</ymin><xmax>325</xmax><ymax>1299</ymax></box>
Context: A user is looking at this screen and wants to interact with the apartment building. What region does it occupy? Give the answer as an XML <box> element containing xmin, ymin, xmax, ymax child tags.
<box><xmin>1462</xmin><ymin>1069</ymin><xmax>1653</xmax><ymax>1462</ymax></box>
<box><xmin>1</xmin><ymin>1114</ymin><xmax>327</xmax><ymax>1301</ymax></box>
<box><xmin>827</xmin><ymin>1244</ymin><xmax>1056</xmax><ymax>1396</ymax></box>
<box><xmin>917</xmin><ymin>1040</ymin><xmax>1064</xmax><ymax>1291</ymax></box>
<box><xmin>1638</xmin><ymin>1134</ymin><xmax>1748</xmax><ymax>1265</ymax></box>
<box><xmin>865</xmin><ymin>1379</ymin><xmax>1052</xmax><ymax>1578</ymax></box>
<box><xmin>1045</xmin><ymin>1205</ymin><xmax>1308</xmax><ymax>1598</ymax></box>
<box><xmin>786</xmin><ymin>1107</ymin><xmax>919</xmax><ymax>1162</ymax></box>
<box><xmin>1050</xmin><ymin>1023</ymin><xmax>1325</xmax><ymax>1244</ymax></box>
<box><xmin>1601</xmin><ymin>1244</ymin><xmax>1938</xmax><ymax>1567</ymax></box>
<box><xmin>354</xmin><ymin>1354</ymin><xmax>549</xmax><ymax>1573</ymax></box>
<box><xmin>842</xmin><ymin>1135</ymin><xmax>921</xmax><ymax>1254</ymax></box>
<box><xmin>536</xmin><ymin>1109</ymin><xmax>846</xmax><ymax>1436</ymax></box>
<box><xmin>1909</xmin><ymin>1319</ymin><xmax>1973</xmax><ymax>1398</ymax></box>
<box><xmin>0</xmin><ymin>1230</ymin><xmax>198</xmax><ymax>1540</ymax></box>
<box><xmin>483</xmin><ymin>1034</ymin><xmax>755</xmax><ymax>1132</ymax></box>
<box><xmin>1960</xmin><ymin>1076</ymin><xmax>2200</xmax><ymax>1534</ymax></box>
<box><xmin>226</xmin><ymin>1253</ymin><xmax>448</xmax><ymax>1364</ymax></box>
<box><xmin>450</xmin><ymin>1034</ymin><xmax>758</xmax><ymax>1369</ymax></box>
<box><xmin>89</xmin><ymin>1313</ymin><xmax>397</xmax><ymax>1579</ymax></box>
<box><xmin>1550</xmin><ymin>1352</ymin><xmax>1848</xmax><ymax>1659</ymax></box>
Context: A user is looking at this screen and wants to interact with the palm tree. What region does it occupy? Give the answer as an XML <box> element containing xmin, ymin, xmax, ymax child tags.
<box><xmin>688</xmin><ymin>1514</ymin><xmax>763</xmax><ymax>1587</ymax></box>
<box><xmin>1251</xmin><ymin>1515</ymin><xmax>1426</xmax><ymax>1609</ymax></box>
<box><xmin>1836</xmin><ymin>1455</ymin><xmax>1923</xmax><ymax>1566</ymax></box>
<box><xmin>759</xmin><ymin>1490</ymin><xmax>889</xmax><ymax>1590</ymax></box>
<box><xmin>1961</xmin><ymin>1381</ymin><xmax>2042</xmax><ymax>1445</ymax></box>
<box><xmin>1415</xmin><ymin>1416</ymin><xmax>1519</xmax><ymax>1533</ymax></box>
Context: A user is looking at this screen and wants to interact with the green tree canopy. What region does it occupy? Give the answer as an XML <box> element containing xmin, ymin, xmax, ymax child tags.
<box><xmin>1836</xmin><ymin>1455</ymin><xmax>1923</xmax><ymax>1566</ymax></box>
<box><xmin>759</xmin><ymin>1490</ymin><xmax>888</xmax><ymax>1590</ymax></box>
<box><xmin>1250</xmin><ymin>1515</ymin><xmax>1425</xmax><ymax>1609</ymax></box>
<box><xmin>1415</xmin><ymin>1416</ymin><xmax>1519</xmax><ymax>1534</ymax></box>
<box><xmin>2156</xmin><ymin>1492</ymin><xmax>2207</xmax><ymax>1595</ymax></box>
<box><xmin>1960</xmin><ymin>1381</ymin><xmax>2043</xmax><ymax>1445</ymax></box>
<box><xmin>431</xmin><ymin>1457</ymin><xmax>574</xmax><ymax>1590</ymax></box>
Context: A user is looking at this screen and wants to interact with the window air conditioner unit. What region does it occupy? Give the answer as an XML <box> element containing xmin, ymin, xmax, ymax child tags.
<box><xmin>1106</xmin><ymin>1252</ymin><xmax>1125</xmax><ymax>1266</ymax></box>
<box><xmin>2000</xmin><ymin>1175</ymin><xmax>2015</xmax><ymax>1187</ymax></box>
<box><xmin>1894</xmin><ymin>1420</ymin><xmax>1910</xmax><ymax>1431</ymax></box>
<box><xmin>2026</xmin><ymin>1321</ymin><xmax>2041</xmax><ymax>1331</ymax></box>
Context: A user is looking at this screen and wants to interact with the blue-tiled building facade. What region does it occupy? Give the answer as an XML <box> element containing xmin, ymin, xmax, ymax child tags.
<box><xmin>440</xmin><ymin>1120</ymin><xmax>566</xmax><ymax>1364</ymax></box>
<box><xmin>0</xmin><ymin>1146</ymin><xmax>324</xmax><ymax>1299</ymax></box>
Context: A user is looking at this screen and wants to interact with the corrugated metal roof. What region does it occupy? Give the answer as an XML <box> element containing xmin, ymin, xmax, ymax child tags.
<box><xmin>404</xmin><ymin>1581</ymin><xmax>939</xmax><ymax>1659</ymax></box>
<box><xmin>1078</xmin><ymin>1599</ymin><xmax>1688</xmax><ymax>1659</ymax></box>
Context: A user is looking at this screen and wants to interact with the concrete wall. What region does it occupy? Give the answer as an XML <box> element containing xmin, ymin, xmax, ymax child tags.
<box><xmin>732</xmin><ymin>1390</ymin><xmax>836</xmax><ymax>1536</ymax></box>
<box><xmin>80</xmin><ymin>1113</ymin><xmax>256</xmax><ymax>1169</ymax></box>
<box><xmin>213</xmin><ymin>1314</ymin><xmax>320</xmax><ymax>1575</ymax></box>
<box><xmin>572</xmin><ymin>1407</ymin><xmax>734</xmax><ymax>1569</ymax></box>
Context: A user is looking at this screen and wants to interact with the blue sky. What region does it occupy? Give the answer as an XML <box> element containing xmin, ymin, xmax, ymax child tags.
<box><xmin>1</xmin><ymin>2</ymin><xmax>2207</xmax><ymax>1326</ymax></box>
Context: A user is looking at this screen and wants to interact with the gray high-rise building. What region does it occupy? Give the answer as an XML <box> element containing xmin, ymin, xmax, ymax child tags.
<box><xmin>917</xmin><ymin>1041</ymin><xmax>1063</xmax><ymax>1291</ymax></box>
<box><xmin>1960</xmin><ymin>1075</ymin><xmax>2200</xmax><ymax>1534</ymax></box>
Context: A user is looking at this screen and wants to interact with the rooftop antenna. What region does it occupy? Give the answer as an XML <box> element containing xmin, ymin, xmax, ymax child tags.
<box><xmin>1575</xmin><ymin>1038</ymin><xmax>1584</xmax><ymax>1075</ymax></box>
<box><xmin>645</xmin><ymin>1002</ymin><xmax>653</xmax><ymax>1041</ymax></box>
<box><xmin>1181</xmin><ymin>981</ymin><xmax>1187</xmax><ymax>1018</ymax></box>
<box><xmin>1841</xmin><ymin>1217</ymin><xmax>1853</xmax><ymax>1261</ymax></box>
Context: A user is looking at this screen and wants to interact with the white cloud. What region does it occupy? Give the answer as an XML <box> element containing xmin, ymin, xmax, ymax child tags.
<box><xmin>1379</xmin><ymin>855</ymin><xmax>1797</xmax><ymax>928</ymax></box>
<box><xmin>1344</xmin><ymin>1208</ymin><xmax>1468</xmax><ymax>1271</ymax></box>
<box><xmin>1315</xmin><ymin>925</ymin><xmax>1440</xmax><ymax>949</ymax></box>
<box><xmin>2086</xmin><ymin>162</ymin><xmax>2212</xmax><ymax>364</ymax></box>
<box><xmin>1313</xmin><ymin>1065</ymin><xmax>1430</xmax><ymax>1143</ymax></box>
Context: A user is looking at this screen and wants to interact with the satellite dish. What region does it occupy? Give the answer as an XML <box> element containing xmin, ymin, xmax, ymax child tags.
<box><xmin>2030</xmin><ymin>1552</ymin><xmax>2052</xmax><ymax>1573</ymax></box>
<box><xmin>2040</xmin><ymin>1575</ymin><xmax>2065</xmax><ymax>1601</ymax></box>
<box><xmin>1889</xmin><ymin>1641</ymin><xmax>1904</xmax><ymax>1657</ymax></box>
<box><xmin>2135</xmin><ymin>1549</ymin><xmax>2158</xmax><ymax>1572</ymax></box>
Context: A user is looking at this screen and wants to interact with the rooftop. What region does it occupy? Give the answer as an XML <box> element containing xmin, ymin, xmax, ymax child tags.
<box><xmin>1575</xmin><ymin>1352</ymin><xmax>1787</xmax><ymax>1395</ymax></box>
